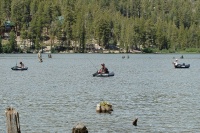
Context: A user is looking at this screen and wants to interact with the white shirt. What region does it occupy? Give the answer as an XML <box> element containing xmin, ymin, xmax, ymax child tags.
<box><xmin>174</xmin><ymin>61</ymin><xmax>178</xmax><ymax>66</ymax></box>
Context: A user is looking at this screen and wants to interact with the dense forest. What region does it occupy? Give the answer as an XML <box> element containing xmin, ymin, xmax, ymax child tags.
<box><xmin>0</xmin><ymin>0</ymin><xmax>200</xmax><ymax>53</ymax></box>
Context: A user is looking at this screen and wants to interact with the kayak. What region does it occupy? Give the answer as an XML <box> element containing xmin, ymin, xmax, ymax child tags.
<box><xmin>11</xmin><ymin>66</ymin><xmax>28</xmax><ymax>71</ymax></box>
<box><xmin>93</xmin><ymin>71</ymin><xmax>114</xmax><ymax>77</ymax></box>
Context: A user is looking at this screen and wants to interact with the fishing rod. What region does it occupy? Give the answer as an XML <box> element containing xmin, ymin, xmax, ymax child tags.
<box><xmin>87</xmin><ymin>58</ymin><xmax>98</xmax><ymax>71</ymax></box>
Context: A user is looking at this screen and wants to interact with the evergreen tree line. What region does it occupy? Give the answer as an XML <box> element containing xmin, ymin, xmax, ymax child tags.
<box><xmin>0</xmin><ymin>0</ymin><xmax>200</xmax><ymax>53</ymax></box>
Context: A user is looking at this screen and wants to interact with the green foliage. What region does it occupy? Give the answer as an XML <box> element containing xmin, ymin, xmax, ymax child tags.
<box><xmin>142</xmin><ymin>48</ymin><xmax>153</xmax><ymax>53</ymax></box>
<box><xmin>0</xmin><ymin>0</ymin><xmax>199</xmax><ymax>53</ymax></box>
<box><xmin>35</xmin><ymin>36</ymin><xmax>40</xmax><ymax>50</ymax></box>
<box><xmin>168</xmin><ymin>48</ymin><xmax>176</xmax><ymax>53</ymax></box>
<box><xmin>3</xmin><ymin>45</ymin><xmax>11</xmax><ymax>53</ymax></box>
<box><xmin>0</xmin><ymin>36</ymin><xmax>2</xmax><ymax>53</ymax></box>
<box><xmin>8</xmin><ymin>30</ymin><xmax>17</xmax><ymax>52</ymax></box>
<box><xmin>51</xmin><ymin>47</ymin><xmax>56</xmax><ymax>53</ymax></box>
<box><xmin>185</xmin><ymin>48</ymin><xmax>200</xmax><ymax>53</ymax></box>
<box><xmin>97</xmin><ymin>16</ymin><xmax>111</xmax><ymax>46</ymax></box>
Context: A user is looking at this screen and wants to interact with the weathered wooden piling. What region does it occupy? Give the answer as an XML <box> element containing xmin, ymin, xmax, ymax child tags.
<box><xmin>5</xmin><ymin>107</ymin><xmax>21</xmax><ymax>133</ymax></box>
<box><xmin>72</xmin><ymin>123</ymin><xmax>88</xmax><ymax>133</ymax></box>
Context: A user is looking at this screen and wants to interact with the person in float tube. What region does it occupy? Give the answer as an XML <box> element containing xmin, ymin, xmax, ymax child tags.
<box><xmin>19</xmin><ymin>62</ymin><xmax>24</xmax><ymax>68</ymax></box>
<box><xmin>173</xmin><ymin>59</ymin><xmax>178</xmax><ymax>66</ymax></box>
<box><xmin>180</xmin><ymin>55</ymin><xmax>184</xmax><ymax>59</ymax></box>
<box><xmin>48</xmin><ymin>54</ymin><xmax>52</xmax><ymax>58</ymax></box>
<box><xmin>98</xmin><ymin>63</ymin><xmax>109</xmax><ymax>74</ymax></box>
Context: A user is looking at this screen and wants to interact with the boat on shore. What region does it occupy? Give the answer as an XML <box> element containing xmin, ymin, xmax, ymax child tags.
<box><xmin>93</xmin><ymin>71</ymin><xmax>114</xmax><ymax>77</ymax></box>
<box><xmin>11</xmin><ymin>66</ymin><xmax>28</xmax><ymax>71</ymax></box>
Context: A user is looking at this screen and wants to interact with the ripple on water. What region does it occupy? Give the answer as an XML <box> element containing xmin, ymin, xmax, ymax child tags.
<box><xmin>0</xmin><ymin>54</ymin><xmax>200</xmax><ymax>132</ymax></box>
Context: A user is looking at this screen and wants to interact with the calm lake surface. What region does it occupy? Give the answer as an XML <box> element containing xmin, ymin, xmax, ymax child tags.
<box><xmin>0</xmin><ymin>53</ymin><xmax>200</xmax><ymax>133</ymax></box>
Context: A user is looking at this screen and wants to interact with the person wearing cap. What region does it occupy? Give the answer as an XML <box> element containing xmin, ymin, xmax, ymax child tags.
<box><xmin>98</xmin><ymin>63</ymin><xmax>109</xmax><ymax>74</ymax></box>
<box><xmin>173</xmin><ymin>59</ymin><xmax>178</xmax><ymax>66</ymax></box>
<box><xmin>19</xmin><ymin>62</ymin><xmax>24</xmax><ymax>68</ymax></box>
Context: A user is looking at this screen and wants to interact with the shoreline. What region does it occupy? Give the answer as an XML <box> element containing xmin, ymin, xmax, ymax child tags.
<box><xmin>0</xmin><ymin>52</ymin><xmax>199</xmax><ymax>54</ymax></box>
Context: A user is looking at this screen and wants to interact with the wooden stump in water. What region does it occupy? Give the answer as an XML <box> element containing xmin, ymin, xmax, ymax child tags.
<box><xmin>96</xmin><ymin>101</ymin><xmax>113</xmax><ymax>113</ymax></box>
<box><xmin>5</xmin><ymin>107</ymin><xmax>21</xmax><ymax>133</ymax></box>
<box><xmin>72</xmin><ymin>123</ymin><xmax>88</xmax><ymax>133</ymax></box>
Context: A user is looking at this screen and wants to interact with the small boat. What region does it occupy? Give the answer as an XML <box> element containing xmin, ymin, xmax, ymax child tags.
<box><xmin>93</xmin><ymin>71</ymin><xmax>114</xmax><ymax>77</ymax></box>
<box><xmin>174</xmin><ymin>63</ymin><xmax>190</xmax><ymax>68</ymax></box>
<box><xmin>11</xmin><ymin>66</ymin><xmax>28</xmax><ymax>71</ymax></box>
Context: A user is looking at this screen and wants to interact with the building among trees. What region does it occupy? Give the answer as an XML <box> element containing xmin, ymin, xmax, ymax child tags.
<box><xmin>0</xmin><ymin>0</ymin><xmax>199</xmax><ymax>53</ymax></box>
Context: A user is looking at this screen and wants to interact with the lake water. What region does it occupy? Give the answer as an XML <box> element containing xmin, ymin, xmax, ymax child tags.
<box><xmin>0</xmin><ymin>53</ymin><xmax>200</xmax><ymax>133</ymax></box>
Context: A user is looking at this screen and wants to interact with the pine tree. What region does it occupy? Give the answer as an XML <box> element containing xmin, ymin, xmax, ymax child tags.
<box><xmin>8</xmin><ymin>30</ymin><xmax>17</xmax><ymax>52</ymax></box>
<box><xmin>0</xmin><ymin>36</ymin><xmax>2</xmax><ymax>53</ymax></box>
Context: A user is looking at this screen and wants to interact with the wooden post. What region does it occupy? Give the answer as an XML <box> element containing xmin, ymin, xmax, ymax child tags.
<box><xmin>5</xmin><ymin>107</ymin><xmax>21</xmax><ymax>133</ymax></box>
<box><xmin>72</xmin><ymin>123</ymin><xmax>88</xmax><ymax>133</ymax></box>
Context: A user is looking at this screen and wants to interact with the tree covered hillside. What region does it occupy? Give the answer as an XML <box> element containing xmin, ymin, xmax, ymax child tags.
<box><xmin>0</xmin><ymin>0</ymin><xmax>200</xmax><ymax>53</ymax></box>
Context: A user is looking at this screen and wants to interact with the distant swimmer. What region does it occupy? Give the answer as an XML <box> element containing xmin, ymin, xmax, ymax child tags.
<box><xmin>48</xmin><ymin>54</ymin><xmax>52</xmax><ymax>58</ymax></box>
<box><xmin>180</xmin><ymin>55</ymin><xmax>184</xmax><ymax>59</ymax></box>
